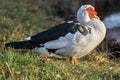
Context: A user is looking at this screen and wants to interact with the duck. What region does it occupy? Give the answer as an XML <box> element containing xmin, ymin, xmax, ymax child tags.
<box><xmin>5</xmin><ymin>4</ymin><xmax>106</xmax><ymax>64</ymax></box>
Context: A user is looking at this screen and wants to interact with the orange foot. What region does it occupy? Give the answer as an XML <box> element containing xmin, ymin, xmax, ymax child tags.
<box><xmin>70</xmin><ymin>57</ymin><xmax>79</xmax><ymax>65</ymax></box>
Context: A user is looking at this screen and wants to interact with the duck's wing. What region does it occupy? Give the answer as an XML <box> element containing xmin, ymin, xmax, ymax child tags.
<box><xmin>28</xmin><ymin>21</ymin><xmax>80</xmax><ymax>44</ymax></box>
<box><xmin>5</xmin><ymin>21</ymin><xmax>80</xmax><ymax>49</ymax></box>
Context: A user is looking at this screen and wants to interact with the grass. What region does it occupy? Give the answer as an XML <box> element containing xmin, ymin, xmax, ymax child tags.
<box><xmin>0</xmin><ymin>49</ymin><xmax>120</xmax><ymax>80</ymax></box>
<box><xmin>0</xmin><ymin>0</ymin><xmax>120</xmax><ymax>80</ymax></box>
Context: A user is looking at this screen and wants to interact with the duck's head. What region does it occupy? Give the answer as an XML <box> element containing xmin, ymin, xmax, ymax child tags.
<box><xmin>77</xmin><ymin>5</ymin><xmax>99</xmax><ymax>25</ymax></box>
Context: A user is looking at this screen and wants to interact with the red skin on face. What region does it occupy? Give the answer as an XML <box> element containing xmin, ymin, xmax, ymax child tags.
<box><xmin>86</xmin><ymin>7</ymin><xmax>99</xmax><ymax>19</ymax></box>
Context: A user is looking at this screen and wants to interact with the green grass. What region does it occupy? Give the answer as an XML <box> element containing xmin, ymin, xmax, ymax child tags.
<box><xmin>0</xmin><ymin>0</ymin><xmax>120</xmax><ymax>80</ymax></box>
<box><xmin>0</xmin><ymin>49</ymin><xmax>120</xmax><ymax>80</ymax></box>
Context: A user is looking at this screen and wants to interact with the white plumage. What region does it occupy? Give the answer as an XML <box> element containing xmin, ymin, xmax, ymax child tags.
<box><xmin>35</xmin><ymin>19</ymin><xmax>106</xmax><ymax>58</ymax></box>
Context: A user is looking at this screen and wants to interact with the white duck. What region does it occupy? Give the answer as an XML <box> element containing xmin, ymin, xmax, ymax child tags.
<box><xmin>5</xmin><ymin>5</ymin><xmax>106</xmax><ymax>64</ymax></box>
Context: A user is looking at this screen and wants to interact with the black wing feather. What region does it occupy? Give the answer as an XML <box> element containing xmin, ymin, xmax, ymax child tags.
<box><xmin>30</xmin><ymin>22</ymin><xmax>76</xmax><ymax>44</ymax></box>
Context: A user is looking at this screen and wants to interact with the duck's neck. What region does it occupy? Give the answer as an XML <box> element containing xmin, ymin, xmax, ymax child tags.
<box><xmin>78</xmin><ymin>12</ymin><xmax>91</xmax><ymax>26</ymax></box>
<box><xmin>80</xmin><ymin>20</ymin><xmax>90</xmax><ymax>26</ymax></box>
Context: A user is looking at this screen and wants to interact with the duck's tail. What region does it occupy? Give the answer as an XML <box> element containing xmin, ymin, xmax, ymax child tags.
<box><xmin>5</xmin><ymin>40</ymin><xmax>36</xmax><ymax>49</ymax></box>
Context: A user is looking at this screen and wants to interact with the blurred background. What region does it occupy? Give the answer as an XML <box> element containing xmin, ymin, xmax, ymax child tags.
<box><xmin>37</xmin><ymin>0</ymin><xmax>120</xmax><ymax>20</ymax></box>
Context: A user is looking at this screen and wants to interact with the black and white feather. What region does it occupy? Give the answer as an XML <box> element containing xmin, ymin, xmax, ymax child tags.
<box><xmin>5</xmin><ymin>4</ymin><xmax>106</xmax><ymax>58</ymax></box>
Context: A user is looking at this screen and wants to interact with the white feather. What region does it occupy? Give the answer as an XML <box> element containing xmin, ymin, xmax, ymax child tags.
<box><xmin>26</xmin><ymin>37</ymin><xmax>31</xmax><ymax>40</ymax></box>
